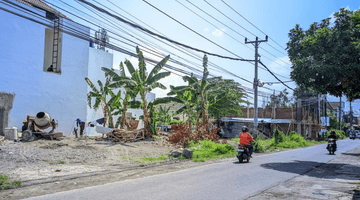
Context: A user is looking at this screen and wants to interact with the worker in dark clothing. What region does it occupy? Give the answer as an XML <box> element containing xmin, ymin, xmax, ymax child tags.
<box><xmin>327</xmin><ymin>130</ymin><xmax>337</xmax><ymax>150</ymax></box>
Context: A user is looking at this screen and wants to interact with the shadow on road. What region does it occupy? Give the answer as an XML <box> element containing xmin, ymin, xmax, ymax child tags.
<box><xmin>342</xmin><ymin>152</ymin><xmax>360</xmax><ymax>157</ymax></box>
<box><xmin>260</xmin><ymin>160</ymin><xmax>360</xmax><ymax>181</ymax></box>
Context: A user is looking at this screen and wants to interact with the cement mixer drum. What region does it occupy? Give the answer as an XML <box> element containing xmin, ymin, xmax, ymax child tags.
<box><xmin>34</xmin><ymin>112</ymin><xmax>52</xmax><ymax>129</ymax></box>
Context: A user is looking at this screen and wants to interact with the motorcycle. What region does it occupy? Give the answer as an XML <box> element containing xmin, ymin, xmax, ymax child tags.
<box><xmin>349</xmin><ymin>130</ymin><xmax>356</xmax><ymax>140</ymax></box>
<box><xmin>237</xmin><ymin>144</ymin><xmax>250</xmax><ymax>163</ymax></box>
<box><xmin>327</xmin><ymin>138</ymin><xmax>336</xmax><ymax>155</ymax></box>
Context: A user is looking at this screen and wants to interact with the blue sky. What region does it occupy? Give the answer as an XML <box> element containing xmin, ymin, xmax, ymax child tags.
<box><xmin>49</xmin><ymin>0</ymin><xmax>360</xmax><ymax>115</ymax></box>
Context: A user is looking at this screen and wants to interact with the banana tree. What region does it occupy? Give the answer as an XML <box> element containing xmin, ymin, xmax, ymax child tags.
<box><xmin>85</xmin><ymin>75</ymin><xmax>119</xmax><ymax>128</ymax></box>
<box><xmin>108</xmin><ymin>46</ymin><xmax>171</xmax><ymax>135</ymax></box>
<box><xmin>102</xmin><ymin>63</ymin><xmax>141</xmax><ymax>129</ymax></box>
<box><xmin>152</xmin><ymin>85</ymin><xmax>195</xmax><ymax>135</ymax></box>
<box><xmin>183</xmin><ymin>55</ymin><xmax>218</xmax><ymax>133</ymax></box>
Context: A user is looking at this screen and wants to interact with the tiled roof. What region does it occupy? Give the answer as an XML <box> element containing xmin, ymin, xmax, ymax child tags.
<box><xmin>15</xmin><ymin>0</ymin><xmax>70</xmax><ymax>19</ymax></box>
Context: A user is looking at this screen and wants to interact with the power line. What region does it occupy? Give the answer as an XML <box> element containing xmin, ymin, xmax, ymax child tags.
<box><xmin>259</xmin><ymin>60</ymin><xmax>295</xmax><ymax>91</ymax></box>
<box><xmin>76</xmin><ymin>0</ymin><xmax>253</xmax><ymax>62</ymax></box>
<box><xmin>220</xmin><ymin>0</ymin><xmax>287</xmax><ymax>51</ymax></box>
<box><xmin>178</xmin><ymin>0</ymin><xmax>291</xmax><ymax>72</ymax></box>
<box><xmin>203</xmin><ymin>0</ymin><xmax>291</xmax><ymax>66</ymax></box>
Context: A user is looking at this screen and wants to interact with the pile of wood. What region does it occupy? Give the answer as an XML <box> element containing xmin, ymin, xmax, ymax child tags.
<box><xmin>106</xmin><ymin>128</ymin><xmax>145</xmax><ymax>142</ymax></box>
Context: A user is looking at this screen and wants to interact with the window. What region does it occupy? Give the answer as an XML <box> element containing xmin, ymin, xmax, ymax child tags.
<box><xmin>43</xmin><ymin>26</ymin><xmax>62</xmax><ymax>74</ymax></box>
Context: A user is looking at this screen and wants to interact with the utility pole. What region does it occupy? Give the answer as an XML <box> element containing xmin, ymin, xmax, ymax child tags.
<box><xmin>339</xmin><ymin>96</ymin><xmax>342</xmax><ymax>130</ymax></box>
<box><xmin>350</xmin><ymin>100</ymin><xmax>353</xmax><ymax>127</ymax></box>
<box><xmin>245</xmin><ymin>36</ymin><xmax>268</xmax><ymax>137</ymax></box>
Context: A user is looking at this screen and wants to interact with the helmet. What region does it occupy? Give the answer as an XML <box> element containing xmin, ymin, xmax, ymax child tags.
<box><xmin>242</xmin><ymin>126</ymin><xmax>248</xmax><ymax>132</ymax></box>
<box><xmin>330</xmin><ymin>130</ymin><xmax>335</xmax><ymax>135</ymax></box>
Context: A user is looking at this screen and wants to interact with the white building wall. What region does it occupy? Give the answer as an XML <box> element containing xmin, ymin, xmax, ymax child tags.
<box><xmin>0</xmin><ymin>8</ymin><xmax>90</xmax><ymax>136</ymax></box>
<box><xmin>86</xmin><ymin>48</ymin><xmax>113</xmax><ymax>136</ymax></box>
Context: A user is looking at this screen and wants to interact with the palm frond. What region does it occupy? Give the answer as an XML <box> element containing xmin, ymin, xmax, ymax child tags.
<box><xmin>101</xmin><ymin>67</ymin><xmax>120</xmax><ymax>81</ymax></box>
<box><xmin>119</xmin><ymin>62</ymin><xmax>126</xmax><ymax>77</ymax></box>
<box><xmin>152</xmin><ymin>97</ymin><xmax>183</xmax><ymax>105</ymax></box>
<box><xmin>147</xmin><ymin>72</ymin><xmax>171</xmax><ymax>85</ymax></box>
<box><xmin>136</xmin><ymin>46</ymin><xmax>147</xmax><ymax>82</ymax></box>
<box><xmin>125</xmin><ymin>59</ymin><xmax>136</xmax><ymax>76</ymax></box>
<box><xmin>85</xmin><ymin>77</ymin><xmax>100</xmax><ymax>94</ymax></box>
<box><xmin>147</xmin><ymin>55</ymin><xmax>170</xmax><ymax>82</ymax></box>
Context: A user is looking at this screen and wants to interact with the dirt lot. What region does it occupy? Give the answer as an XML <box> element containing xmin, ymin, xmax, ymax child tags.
<box><xmin>0</xmin><ymin>136</ymin><xmax>234</xmax><ymax>200</ymax></box>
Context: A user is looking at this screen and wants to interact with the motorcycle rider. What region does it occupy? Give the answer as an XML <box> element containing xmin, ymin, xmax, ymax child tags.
<box><xmin>327</xmin><ymin>130</ymin><xmax>337</xmax><ymax>151</ymax></box>
<box><xmin>239</xmin><ymin>126</ymin><xmax>254</xmax><ymax>158</ymax></box>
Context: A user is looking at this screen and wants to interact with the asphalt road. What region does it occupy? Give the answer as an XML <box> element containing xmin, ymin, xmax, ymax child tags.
<box><xmin>25</xmin><ymin>139</ymin><xmax>360</xmax><ymax>200</ymax></box>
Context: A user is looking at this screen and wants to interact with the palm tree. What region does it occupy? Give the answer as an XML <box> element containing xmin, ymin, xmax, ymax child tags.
<box><xmin>107</xmin><ymin>46</ymin><xmax>171</xmax><ymax>135</ymax></box>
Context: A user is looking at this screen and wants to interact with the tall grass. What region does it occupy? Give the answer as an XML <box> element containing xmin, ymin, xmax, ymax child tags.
<box><xmin>231</xmin><ymin>130</ymin><xmax>328</xmax><ymax>153</ymax></box>
<box><xmin>187</xmin><ymin>140</ymin><xmax>237</xmax><ymax>162</ymax></box>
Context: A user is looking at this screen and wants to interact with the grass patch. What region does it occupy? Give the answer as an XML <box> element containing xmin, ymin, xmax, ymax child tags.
<box><xmin>138</xmin><ymin>155</ymin><xmax>168</xmax><ymax>163</ymax></box>
<box><xmin>186</xmin><ymin>140</ymin><xmax>237</xmax><ymax>162</ymax></box>
<box><xmin>50</xmin><ymin>161</ymin><xmax>65</xmax><ymax>164</ymax></box>
<box><xmin>152</xmin><ymin>136</ymin><xmax>162</xmax><ymax>140</ymax></box>
<box><xmin>230</xmin><ymin>131</ymin><xmax>328</xmax><ymax>153</ymax></box>
<box><xmin>253</xmin><ymin>130</ymin><xmax>328</xmax><ymax>153</ymax></box>
<box><xmin>0</xmin><ymin>174</ymin><xmax>21</xmax><ymax>190</ymax></box>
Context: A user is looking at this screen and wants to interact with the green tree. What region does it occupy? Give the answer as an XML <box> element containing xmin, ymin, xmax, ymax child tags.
<box><xmin>155</xmin><ymin>105</ymin><xmax>174</xmax><ymax>125</ymax></box>
<box><xmin>183</xmin><ymin>55</ymin><xmax>218</xmax><ymax>133</ymax></box>
<box><xmin>287</xmin><ymin>8</ymin><xmax>360</xmax><ymax>100</ymax></box>
<box><xmin>207</xmin><ymin>78</ymin><xmax>246</xmax><ymax>120</ymax></box>
<box><xmin>108</xmin><ymin>47</ymin><xmax>170</xmax><ymax>135</ymax></box>
<box><xmin>269</xmin><ymin>89</ymin><xmax>293</xmax><ymax>108</ymax></box>
<box><xmin>85</xmin><ymin>74</ymin><xmax>120</xmax><ymax>128</ymax></box>
<box><xmin>152</xmin><ymin>85</ymin><xmax>196</xmax><ymax>135</ymax></box>
<box><xmin>102</xmin><ymin>63</ymin><xmax>141</xmax><ymax>129</ymax></box>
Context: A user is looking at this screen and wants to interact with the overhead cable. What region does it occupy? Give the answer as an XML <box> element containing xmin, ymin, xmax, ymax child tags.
<box><xmin>77</xmin><ymin>0</ymin><xmax>253</xmax><ymax>61</ymax></box>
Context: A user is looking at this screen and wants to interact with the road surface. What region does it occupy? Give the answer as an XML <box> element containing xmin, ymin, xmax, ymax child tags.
<box><xmin>25</xmin><ymin>139</ymin><xmax>360</xmax><ymax>200</ymax></box>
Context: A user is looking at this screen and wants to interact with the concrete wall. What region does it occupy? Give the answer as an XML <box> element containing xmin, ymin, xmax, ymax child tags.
<box><xmin>0</xmin><ymin>8</ymin><xmax>90</xmax><ymax>136</ymax></box>
<box><xmin>0</xmin><ymin>93</ymin><xmax>15</xmax><ymax>135</ymax></box>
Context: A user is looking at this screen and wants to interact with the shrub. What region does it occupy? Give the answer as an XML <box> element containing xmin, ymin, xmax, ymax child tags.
<box><xmin>0</xmin><ymin>175</ymin><xmax>21</xmax><ymax>190</ymax></box>
<box><xmin>169</xmin><ymin>119</ymin><xmax>185</xmax><ymax>125</ymax></box>
<box><xmin>188</xmin><ymin>140</ymin><xmax>236</xmax><ymax>162</ymax></box>
<box><xmin>326</xmin><ymin>129</ymin><xmax>346</xmax><ymax>140</ymax></box>
<box><xmin>274</xmin><ymin>128</ymin><xmax>286</xmax><ymax>144</ymax></box>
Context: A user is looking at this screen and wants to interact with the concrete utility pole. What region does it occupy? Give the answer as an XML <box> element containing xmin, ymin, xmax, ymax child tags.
<box><xmin>350</xmin><ymin>100</ymin><xmax>353</xmax><ymax>127</ymax></box>
<box><xmin>245</xmin><ymin>36</ymin><xmax>268</xmax><ymax>137</ymax></box>
<box><xmin>339</xmin><ymin>96</ymin><xmax>342</xmax><ymax>130</ymax></box>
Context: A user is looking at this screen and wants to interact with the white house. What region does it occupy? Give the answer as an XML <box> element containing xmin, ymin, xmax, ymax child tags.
<box><xmin>0</xmin><ymin>0</ymin><xmax>155</xmax><ymax>136</ymax></box>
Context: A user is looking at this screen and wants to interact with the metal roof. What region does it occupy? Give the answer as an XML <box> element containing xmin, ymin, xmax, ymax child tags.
<box><xmin>15</xmin><ymin>0</ymin><xmax>70</xmax><ymax>19</ymax></box>
<box><xmin>221</xmin><ymin>117</ymin><xmax>292</xmax><ymax>124</ymax></box>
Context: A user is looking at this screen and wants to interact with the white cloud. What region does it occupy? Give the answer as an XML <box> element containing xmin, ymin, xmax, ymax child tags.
<box><xmin>329</xmin><ymin>6</ymin><xmax>351</xmax><ymax>24</ymax></box>
<box><xmin>212</xmin><ymin>28</ymin><xmax>225</xmax><ymax>37</ymax></box>
<box><xmin>204</xmin><ymin>27</ymin><xmax>209</xmax><ymax>32</ymax></box>
<box><xmin>268</xmin><ymin>56</ymin><xmax>291</xmax><ymax>76</ymax></box>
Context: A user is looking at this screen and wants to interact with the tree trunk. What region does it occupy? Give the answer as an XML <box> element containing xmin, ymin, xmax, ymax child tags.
<box><xmin>201</xmin><ymin>95</ymin><xmax>209</xmax><ymax>133</ymax></box>
<box><xmin>196</xmin><ymin>110</ymin><xmax>200</xmax><ymax>131</ymax></box>
<box><xmin>141</xmin><ymin>91</ymin><xmax>151</xmax><ymax>136</ymax></box>
<box><xmin>187</xmin><ymin>109</ymin><xmax>192</xmax><ymax>136</ymax></box>
<box><xmin>120</xmin><ymin>99</ymin><xmax>128</xmax><ymax>129</ymax></box>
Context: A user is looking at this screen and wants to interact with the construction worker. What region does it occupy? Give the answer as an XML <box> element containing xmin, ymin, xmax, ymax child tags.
<box><xmin>239</xmin><ymin>126</ymin><xmax>254</xmax><ymax>158</ymax></box>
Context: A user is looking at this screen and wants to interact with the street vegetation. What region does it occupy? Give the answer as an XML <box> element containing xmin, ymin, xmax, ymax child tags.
<box><xmin>230</xmin><ymin>128</ymin><xmax>347</xmax><ymax>153</ymax></box>
<box><xmin>0</xmin><ymin>174</ymin><xmax>21</xmax><ymax>190</ymax></box>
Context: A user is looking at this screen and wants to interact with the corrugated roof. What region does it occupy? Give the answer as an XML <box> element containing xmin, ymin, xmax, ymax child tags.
<box><xmin>221</xmin><ymin>117</ymin><xmax>292</xmax><ymax>124</ymax></box>
<box><xmin>15</xmin><ymin>0</ymin><xmax>70</xmax><ymax>19</ymax></box>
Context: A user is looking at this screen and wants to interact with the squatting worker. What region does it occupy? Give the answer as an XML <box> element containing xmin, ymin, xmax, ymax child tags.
<box><xmin>239</xmin><ymin>126</ymin><xmax>254</xmax><ymax>158</ymax></box>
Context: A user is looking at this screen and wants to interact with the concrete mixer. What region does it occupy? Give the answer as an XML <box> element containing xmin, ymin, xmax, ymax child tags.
<box><xmin>21</xmin><ymin>112</ymin><xmax>63</xmax><ymax>141</ymax></box>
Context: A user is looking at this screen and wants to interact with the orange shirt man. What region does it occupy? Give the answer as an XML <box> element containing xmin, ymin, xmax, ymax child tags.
<box><xmin>239</xmin><ymin>126</ymin><xmax>254</xmax><ymax>157</ymax></box>
<box><xmin>239</xmin><ymin>132</ymin><xmax>254</xmax><ymax>145</ymax></box>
